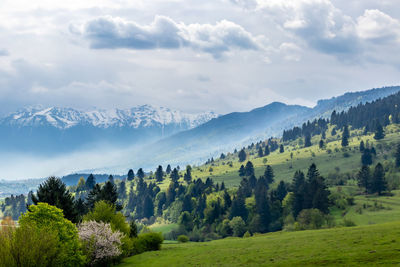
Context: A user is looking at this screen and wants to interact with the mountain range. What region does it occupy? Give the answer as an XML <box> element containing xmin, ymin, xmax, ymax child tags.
<box><xmin>0</xmin><ymin>86</ymin><xmax>399</xmax><ymax>179</ymax></box>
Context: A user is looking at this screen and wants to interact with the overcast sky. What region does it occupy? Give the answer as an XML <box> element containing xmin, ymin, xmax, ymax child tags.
<box><xmin>1</xmin><ymin>0</ymin><xmax>400</xmax><ymax>115</ymax></box>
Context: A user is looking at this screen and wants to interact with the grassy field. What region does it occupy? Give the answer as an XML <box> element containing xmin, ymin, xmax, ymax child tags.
<box><xmin>117</xmin><ymin>221</ymin><xmax>400</xmax><ymax>266</ymax></box>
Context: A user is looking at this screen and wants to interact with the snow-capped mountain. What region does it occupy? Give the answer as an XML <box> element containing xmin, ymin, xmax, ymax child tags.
<box><xmin>1</xmin><ymin>105</ymin><xmax>217</xmax><ymax>130</ymax></box>
<box><xmin>0</xmin><ymin>105</ymin><xmax>217</xmax><ymax>155</ymax></box>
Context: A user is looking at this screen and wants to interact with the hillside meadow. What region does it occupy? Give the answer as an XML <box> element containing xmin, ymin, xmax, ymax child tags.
<box><xmin>118</xmin><ymin>221</ymin><xmax>400</xmax><ymax>266</ymax></box>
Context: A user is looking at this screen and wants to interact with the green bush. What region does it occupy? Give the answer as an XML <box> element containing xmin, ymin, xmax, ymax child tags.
<box><xmin>177</xmin><ymin>235</ymin><xmax>189</xmax><ymax>243</ymax></box>
<box><xmin>19</xmin><ymin>203</ymin><xmax>86</xmax><ymax>266</ymax></box>
<box><xmin>132</xmin><ymin>232</ymin><xmax>163</xmax><ymax>254</ymax></box>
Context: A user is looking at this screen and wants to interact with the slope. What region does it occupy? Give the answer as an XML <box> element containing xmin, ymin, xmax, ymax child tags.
<box><xmin>118</xmin><ymin>221</ymin><xmax>400</xmax><ymax>266</ymax></box>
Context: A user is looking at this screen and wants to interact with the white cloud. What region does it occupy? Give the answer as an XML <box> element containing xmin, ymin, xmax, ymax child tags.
<box><xmin>356</xmin><ymin>9</ymin><xmax>400</xmax><ymax>42</ymax></box>
<box><xmin>74</xmin><ymin>15</ymin><xmax>263</xmax><ymax>58</ymax></box>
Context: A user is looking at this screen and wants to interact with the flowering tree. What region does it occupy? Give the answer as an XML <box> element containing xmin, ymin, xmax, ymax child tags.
<box><xmin>78</xmin><ymin>220</ymin><xmax>123</xmax><ymax>265</ymax></box>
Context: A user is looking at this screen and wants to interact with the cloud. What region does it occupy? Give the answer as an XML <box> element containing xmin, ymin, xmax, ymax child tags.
<box><xmin>356</xmin><ymin>9</ymin><xmax>400</xmax><ymax>43</ymax></box>
<box><xmin>74</xmin><ymin>15</ymin><xmax>262</xmax><ymax>58</ymax></box>
<box><xmin>0</xmin><ymin>49</ymin><xmax>9</xmax><ymax>56</ymax></box>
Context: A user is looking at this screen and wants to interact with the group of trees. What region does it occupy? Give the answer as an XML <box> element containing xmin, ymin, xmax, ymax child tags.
<box><xmin>357</xmin><ymin>163</ymin><xmax>387</xmax><ymax>195</ymax></box>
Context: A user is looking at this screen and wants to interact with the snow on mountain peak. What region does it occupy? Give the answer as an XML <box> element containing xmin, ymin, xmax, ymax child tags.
<box><xmin>1</xmin><ymin>105</ymin><xmax>218</xmax><ymax>130</ymax></box>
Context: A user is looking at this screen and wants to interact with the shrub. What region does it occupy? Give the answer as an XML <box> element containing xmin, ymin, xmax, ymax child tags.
<box><xmin>243</xmin><ymin>231</ymin><xmax>251</xmax><ymax>238</ymax></box>
<box><xmin>19</xmin><ymin>203</ymin><xmax>86</xmax><ymax>266</ymax></box>
<box><xmin>78</xmin><ymin>221</ymin><xmax>123</xmax><ymax>265</ymax></box>
<box><xmin>296</xmin><ymin>209</ymin><xmax>326</xmax><ymax>230</ymax></box>
<box><xmin>177</xmin><ymin>235</ymin><xmax>189</xmax><ymax>243</ymax></box>
<box><xmin>229</xmin><ymin>217</ymin><xmax>246</xmax><ymax>237</ymax></box>
<box><xmin>83</xmin><ymin>201</ymin><xmax>130</xmax><ymax>235</ymax></box>
<box><xmin>132</xmin><ymin>232</ymin><xmax>163</xmax><ymax>254</ymax></box>
<box><xmin>343</xmin><ymin>219</ymin><xmax>357</xmax><ymax>227</ymax></box>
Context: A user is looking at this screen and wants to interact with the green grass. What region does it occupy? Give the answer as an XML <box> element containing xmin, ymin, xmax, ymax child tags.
<box><xmin>118</xmin><ymin>221</ymin><xmax>400</xmax><ymax>266</ymax></box>
<box><xmin>149</xmin><ymin>223</ymin><xmax>178</xmax><ymax>235</ymax></box>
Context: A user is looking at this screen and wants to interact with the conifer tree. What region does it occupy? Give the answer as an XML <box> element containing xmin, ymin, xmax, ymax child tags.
<box><xmin>229</xmin><ymin>195</ymin><xmax>247</xmax><ymax>221</ymax></box>
<box><xmin>170</xmin><ymin>168</ymin><xmax>179</xmax><ymax>182</ymax></box>
<box><xmin>264</xmin><ymin>145</ymin><xmax>270</xmax><ymax>156</ymax></box>
<box><xmin>137</xmin><ymin>168</ymin><xmax>145</xmax><ymax>179</ymax></box>
<box><xmin>304</xmin><ymin>134</ymin><xmax>312</xmax><ymax>147</ymax></box>
<box><xmin>108</xmin><ymin>175</ymin><xmax>114</xmax><ymax>185</ymax></box>
<box><xmin>238</xmin><ymin>148</ymin><xmax>247</xmax><ymax>162</ymax></box>
<box><xmin>254</xmin><ymin>177</ymin><xmax>270</xmax><ymax>233</ymax></box>
<box><xmin>184</xmin><ymin>165</ymin><xmax>192</xmax><ymax>184</ymax></box>
<box><xmin>361</xmin><ymin>149</ymin><xmax>373</xmax><ymax>165</ymax></box>
<box><xmin>264</xmin><ymin>165</ymin><xmax>274</xmax><ymax>185</ymax></box>
<box><xmin>374</xmin><ymin>122</ymin><xmax>385</xmax><ymax>140</ymax></box>
<box><xmin>85</xmin><ymin>174</ymin><xmax>96</xmax><ymax>190</ymax></box>
<box><xmin>319</xmin><ymin>139</ymin><xmax>324</xmax><ymax>149</ymax></box>
<box><xmin>359</xmin><ymin>140</ymin><xmax>365</xmax><ymax>152</ymax></box>
<box><xmin>372</xmin><ymin>163</ymin><xmax>386</xmax><ymax>195</ymax></box>
<box><xmin>166</xmin><ymin>164</ymin><xmax>172</xmax><ymax>174</ymax></box>
<box><xmin>258</xmin><ymin>147</ymin><xmax>264</xmax><ymax>157</ymax></box>
<box><xmin>118</xmin><ymin>180</ymin><xmax>126</xmax><ymax>199</ymax></box>
<box><xmin>245</xmin><ymin>161</ymin><xmax>254</xmax><ymax>177</ymax></box>
<box><xmin>341</xmin><ymin>125</ymin><xmax>349</xmax><ymax>147</ymax></box>
<box><xmin>238</xmin><ymin>165</ymin><xmax>246</xmax><ymax>177</ymax></box>
<box><xmin>155</xmin><ymin>165</ymin><xmax>164</xmax><ymax>183</ymax></box>
<box><xmin>276</xmin><ymin>181</ymin><xmax>287</xmax><ymax>202</ymax></box>
<box><xmin>279</xmin><ymin>144</ymin><xmax>284</xmax><ymax>153</ymax></box>
<box><xmin>357</xmin><ymin>165</ymin><xmax>371</xmax><ymax>194</ymax></box>
<box><xmin>127</xmin><ymin>169</ymin><xmax>135</xmax><ymax>181</ymax></box>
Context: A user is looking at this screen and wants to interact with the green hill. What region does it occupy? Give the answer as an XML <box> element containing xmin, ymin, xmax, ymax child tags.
<box><xmin>118</xmin><ymin>221</ymin><xmax>400</xmax><ymax>266</ymax></box>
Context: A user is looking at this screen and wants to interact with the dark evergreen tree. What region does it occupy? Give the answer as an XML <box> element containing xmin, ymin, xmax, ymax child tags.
<box><xmin>279</xmin><ymin>144</ymin><xmax>284</xmax><ymax>153</ymax></box>
<box><xmin>74</xmin><ymin>198</ymin><xmax>87</xmax><ymax>221</ymax></box>
<box><xmin>292</xmin><ymin>170</ymin><xmax>306</xmax><ymax>218</ymax></box>
<box><xmin>374</xmin><ymin>122</ymin><xmax>385</xmax><ymax>140</ymax></box>
<box><xmin>166</xmin><ymin>164</ymin><xmax>172</xmax><ymax>174</ymax></box>
<box><xmin>143</xmin><ymin>195</ymin><xmax>154</xmax><ymax>218</ymax></box>
<box><xmin>170</xmin><ymin>168</ymin><xmax>179</xmax><ymax>182</ymax></box>
<box><xmin>238</xmin><ymin>165</ymin><xmax>246</xmax><ymax>177</ymax></box>
<box><xmin>371</xmin><ymin>163</ymin><xmax>387</xmax><ymax>195</ymax></box>
<box><xmin>220</xmin><ymin>182</ymin><xmax>226</xmax><ymax>191</ymax></box>
<box><xmin>127</xmin><ymin>169</ymin><xmax>135</xmax><ymax>181</ymax></box>
<box><xmin>220</xmin><ymin>153</ymin><xmax>226</xmax><ymax>159</ymax></box>
<box><xmin>361</xmin><ymin>149</ymin><xmax>373</xmax><ymax>165</ymax></box>
<box><xmin>85</xmin><ymin>174</ymin><xmax>96</xmax><ymax>190</ymax></box>
<box><xmin>258</xmin><ymin>147</ymin><xmax>264</xmax><ymax>157</ymax></box>
<box><xmin>32</xmin><ymin>177</ymin><xmax>78</xmax><ymax>223</ymax></box>
<box><xmin>331</xmin><ymin>128</ymin><xmax>337</xmax><ymax>136</ymax></box>
<box><xmin>359</xmin><ymin>140</ymin><xmax>365</xmax><ymax>152</ymax></box>
<box><xmin>304</xmin><ymin>134</ymin><xmax>312</xmax><ymax>147</ymax></box>
<box><xmin>264</xmin><ymin>145</ymin><xmax>270</xmax><ymax>156</ymax></box>
<box><xmin>276</xmin><ymin>181</ymin><xmax>287</xmax><ymax>202</ymax></box>
<box><xmin>155</xmin><ymin>165</ymin><xmax>164</xmax><ymax>183</ymax></box>
<box><xmin>108</xmin><ymin>175</ymin><xmax>114</xmax><ymax>185</ymax></box>
<box><xmin>254</xmin><ymin>177</ymin><xmax>270</xmax><ymax>233</ymax></box>
<box><xmin>229</xmin><ymin>195</ymin><xmax>247</xmax><ymax>221</ymax></box>
<box><xmin>238</xmin><ymin>148</ymin><xmax>247</xmax><ymax>162</ymax></box>
<box><xmin>249</xmin><ymin>175</ymin><xmax>257</xmax><ymax>189</ymax></box>
<box><xmin>137</xmin><ymin>168</ymin><xmax>145</xmax><ymax>179</ymax></box>
<box><xmin>305</xmin><ymin>164</ymin><xmax>330</xmax><ymax>214</ymax></box>
<box><xmin>341</xmin><ymin>125</ymin><xmax>349</xmax><ymax>147</ymax></box>
<box><xmin>245</xmin><ymin>161</ymin><xmax>255</xmax><ymax>177</ymax></box>
<box><xmin>118</xmin><ymin>180</ymin><xmax>126</xmax><ymax>199</ymax></box>
<box><xmin>357</xmin><ymin>165</ymin><xmax>371</xmax><ymax>194</ymax></box>
<box><xmin>223</xmin><ymin>190</ymin><xmax>232</xmax><ymax>211</ymax></box>
<box><xmin>317</xmin><ymin>139</ymin><xmax>324</xmax><ymax>149</ymax></box>
<box><xmin>264</xmin><ymin>165</ymin><xmax>274</xmax><ymax>185</ymax></box>
<box><xmin>184</xmin><ymin>165</ymin><xmax>192</xmax><ymax>184</ymax></box>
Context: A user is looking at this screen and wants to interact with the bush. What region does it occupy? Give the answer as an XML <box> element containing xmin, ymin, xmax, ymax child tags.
<box><xmin>132</xmin><ymin>232</ymin><xmax>163</xmax><ymax>254</ymax></box>
<box><xmin>243</xmin><ymin>231</ymin><xmax>251</xmax><ymax>238</ymax></box>
<box><xmin>229</xmin><ymin>217</ymin><xmax>246</xmax><ymax>237</ymax></box>
<box><xmin>177</xmin><ymin>235</ymin><xmax>189</xmax><ymax>243</ymax></box>
<box><xmin>19</xmin><ymin>203</ymin><xmax>86</xmax><ymax>266</ymax></box>
<box><xmin>83</xmin><ymin>201</ymin><xmax>130</xmax><ymax>235</ymax></box>
<box><xmin>78</xmin><ymin>221</ymin><xmax>123</xmax><ymax>265</ymax></box>
<box><xmin>343</xmin><ymin>219</ymin><xmax>357</xmax><ymax>227</ymax></box>
<box><xmin>296</xmin><ymin>209</ymin><xmax>326</xmax><ymax>230</ymax></box>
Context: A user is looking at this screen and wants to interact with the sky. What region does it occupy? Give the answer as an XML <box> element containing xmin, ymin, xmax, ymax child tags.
<box><xmin>1</xmin><ymin>0</ymin><xmax>400</xmax><ymax>115</ymax></box>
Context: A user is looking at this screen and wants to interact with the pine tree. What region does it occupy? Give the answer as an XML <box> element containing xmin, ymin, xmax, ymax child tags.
<box><xmin>279</xmin><ymin>144</ymin><xmax>284</xmax><ymax>153</ymax></box>
<box><xmin>184</xmin><ymin>165</ymin><xmax>192</xmax><ymax>184</ymax></box>
<box><xmin>143</xmin><ymin>195</ymin><xmax>154</xmax><ymax>218</ymax></box>
<box><xmin>245</xmin><ymin>161</ymin><xmax>254</xmax><ymax>176</ymax></box>
<box><xmin>108</xmin><ymin>175</ymin><xmax>114</xmax><ymax>185</ymax></box>
<box><xmin>220</xmin><ymin>182</ymin><xmax>226</xmax><ymax>191</ymax></box>
<box><xmin>264</xmin><ymin>145</ymin><xmax>270</xmax><ymax>156</ymax></box>
<box><xmin>319</xmin><ymin>139</ymin><xmax>324</xmax><ymax>149</ymax></box>
<box><xmin>32</xmin><ymin>176</ymin><xmax>78</xmax><ymax>223</ymax></box>
<box><xmin>137</xmin><ymin>168</ymin><xmax>145</xmax><ymax>179</ymax></box>
<box><xmin>264</xmin><ymin>165</ymin><xmax>274</xmax><ymax>185</ymax></box>
<box><xmin>276</xmin><ymin>181</ymin><xmax>287</xmax><ymax>202</ymax></box>
<box><xmin>371</xmin><ymin>163</ymin><xmax>387</xmax><ymax>195</ymax></box>
<box><xmin>230</xmin><ymin>195</ymin><xmax>247</xmax><ymax>221</ymax></box>
<box><xmin>166</xmin><ymin>164</ymin><xmax>172</xmax><ymax>174</ymax></box>
<box><xmin>170</xmin><ymin>168</ymin><xmax>179</xmax><ymax>182</ymax></box>
<box><xmin>118</xmin><ymin>180</ymin><xmax>126</xmax><ymax>199</ymax></box>
<box><xmin>238</xmin><ymin>165</ymin><xmax>246</xmax><ymax>177</ymax></box>
<box><xmin>127</xmin><ymin>169</ymin><xmax>135</xmax><ymax>181</ymax></box>
<box><xmin>341</xmin><ymin>125</ymin><xmax>349</xmax><ymax>147</ymax></box>
<box><xmin>374</xmin><ymin>122</ymin><xmax>385</xmax><ymax>140</ymax></box>
<box><xmin>357</xmin><ymin>165</ymin><xmax>371</xmax><ymax>194</ymax></box>
<box><xmin>305</xmin><ymin>164</ymin><xmax>330</xmax><ymax>214</ymax></box>
<box><xmin>361</xmin><ymin>149</ymin><xmax>373</xmax><ymax>165</ymax></box>
<box><xmin>359</xmin><ymin>140</ymin><xmax>365</xmax><ymax>152</ymax></box>
<box><xmin>238</xmin><ymin>149</ymin><xmax>247</xmax><ymax>162</ymax></box>
<box><xmin>223</xmin><ymin>190</ymin><xmax>232</xmax><ymax>211</ymax></box>
<box><xmin>155</xmin><ymin>165</ymin><xmax>164</xmax><ymax>183</ymax></box>
<box><xmin>331</xmin><ymin>128</ymin><xmax>337</xmax><ymax>136</ymax></box>
<box><xmin>85</xmin><ymin>174</ymin><xmax>96</xmax><ymax>190</ymax></box>
<box><xmin>304</xmin><ymin>134</ymin><xmax>312</xmax><ymax>147</ymax></box>
<box><xmin>396</xmin><ymin>143</ymin><xmax>400</xmax><ymax>167</ymax></box>
<box><xmin>254</xmin><ymin>177</ymin><xmax>270</xmax><ymax>233</ymax></box>
<box><xmin>258</xmin><ymin>147</ymin><xmax>264</xmax><ymax>157</ymax></box>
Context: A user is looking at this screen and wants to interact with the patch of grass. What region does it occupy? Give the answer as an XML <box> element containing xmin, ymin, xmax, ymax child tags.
<box><xmin>117</xmin><ymin>221</ymin><xmax>400</xmax><ymax>266</ymax></box>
